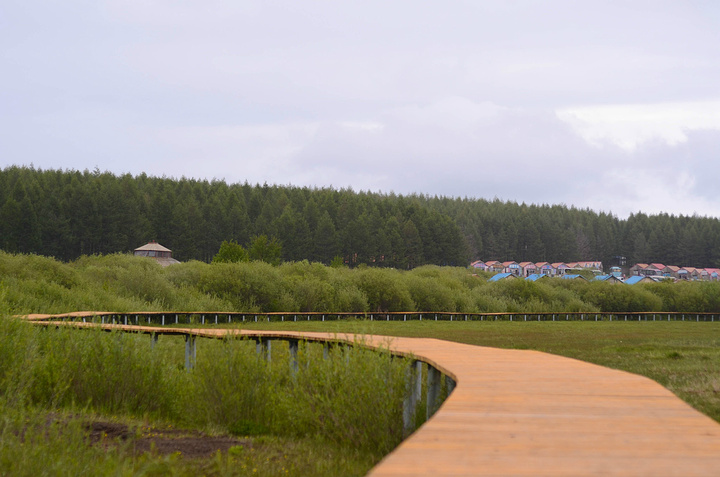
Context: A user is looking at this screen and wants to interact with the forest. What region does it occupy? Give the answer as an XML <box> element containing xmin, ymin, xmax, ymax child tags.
<box><xmin>1</xmin><ymin>166</ymin><xmax>720</xmax><ymax>269</ymax></box>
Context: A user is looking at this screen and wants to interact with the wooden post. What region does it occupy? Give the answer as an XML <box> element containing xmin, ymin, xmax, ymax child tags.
<box><xmin>256</xmin><ymin>339</ymin><xmax>271</xmax><ymax>361</ymax></box>
<box><xmin>403</xmin><ymin>360</ymin><xmax>422</xmax><ymax>436</ymax></box>
<box><xmin>151</xmin><ymin>333</ymin><xmax>158</xmax><ymax>350</ymax></box>
<box><xmin>288</xmin><ymin>340</ymin><xmax>299</xmax><ymax>374</ymax></box>
<box><xmin>427</xmin><ymin>366</ymin><xmax>441</xmax><ymax>420</ymax></box>
<box><xmin>445</xmin><ymin>375</ymin><xmax>456</xmax><ymax>395</ymax></box>
<box><xmin>185</xmin><ymin>334</ymin><xmax>196</xmax><ymax>370</ymax></box>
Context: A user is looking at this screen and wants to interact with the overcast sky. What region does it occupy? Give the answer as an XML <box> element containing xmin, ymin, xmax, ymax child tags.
<box><xmin>2</xmin><ymin>1</ymin><xmax>720</xmax><ymax>218</ymax></box>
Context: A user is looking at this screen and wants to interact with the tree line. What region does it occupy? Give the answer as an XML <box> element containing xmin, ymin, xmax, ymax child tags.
<box><xmin>1</xmin><ymin>166</ymin><xmax>719</xmax><ymax>268</ymax></box>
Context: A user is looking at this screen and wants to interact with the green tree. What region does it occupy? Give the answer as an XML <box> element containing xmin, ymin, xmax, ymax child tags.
<box><xmin>212</xmin><ymin>240</ymin><xmax>249</xmax><ymax>263</ymax></box>
<box><xmin>248</xmin><ymin>235</ymin><xmax>283</xmax><ymax>265</ymax></box>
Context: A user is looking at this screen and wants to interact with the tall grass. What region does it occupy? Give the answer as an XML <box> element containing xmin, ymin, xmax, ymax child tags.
<box><xmin>0</xmin><ymin>317</ymin><xmax>411</xmax><ymax>458</ymax></box>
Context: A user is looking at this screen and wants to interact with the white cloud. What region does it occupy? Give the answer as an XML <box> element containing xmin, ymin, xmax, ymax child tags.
<box><xmin>557</xmin><ymin>101</ymin><xmax>720</xmax><ymax>151</ymax></box>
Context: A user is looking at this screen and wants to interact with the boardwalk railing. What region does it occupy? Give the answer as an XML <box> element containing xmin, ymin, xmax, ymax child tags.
<box><xmin>24</xmin><ymin>310</ymin><xmax>720</xmax><ymax>325</ymax></box>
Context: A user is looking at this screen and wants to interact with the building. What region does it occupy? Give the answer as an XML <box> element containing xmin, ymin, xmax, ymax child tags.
<box><xmin>518</xmin><ymin>262</ymin><xmax>537</xmax><ymax>277</ymax></box>
<box><xmin>134</xmin><ymin>241</ymin><xmax>180</xmax><ymax>267</ymax></box>
<box><xmin>488</xmin><ymin>272</ymin><xmax>518</xmax><ymax>282</ymax></box>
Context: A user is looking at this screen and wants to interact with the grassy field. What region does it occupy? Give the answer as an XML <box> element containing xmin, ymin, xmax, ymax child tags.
<box><xmin>0</xmin><ymin>317</ymin><xmax>411</xmax><ymax>476</ymax></box>
<box><xmin>229</xmin><ymin>320</ymin><xmax>720</xmax><ymax>423</ymax></box>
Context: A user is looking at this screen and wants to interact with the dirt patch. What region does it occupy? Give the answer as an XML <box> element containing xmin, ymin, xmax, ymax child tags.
<box><xmin>84</xmin><ymin>420</ymin><xmax>252</xmax><ymax>459</ymax></box>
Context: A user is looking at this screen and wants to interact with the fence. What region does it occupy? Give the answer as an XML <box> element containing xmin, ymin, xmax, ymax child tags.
<box><xmin>25</xmin><ymin>310</ymin><xmax>720</xmax><ymax>325</ymax></box>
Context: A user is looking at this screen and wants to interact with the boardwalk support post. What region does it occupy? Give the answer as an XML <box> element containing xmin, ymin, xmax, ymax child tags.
<box><xmin>403</xmin><ymin>360</ymin><xmax>422</xmax><ymax>436</ymax></box>
<box><xmin>288</xmin><ymin>339</ymin><xmax>299</xmax><ymax>374</ymax></box>
<box><xmin>445</xmin><ymin>375</ymin><xmax>456</xmax><ymax>395</ymax></box>
<box><xmin>151</xmin><ymin>332</ymin><xmax>158</xmax><ymax>350</ymax></box>
<box><xmin>185</xmin><ymin>335</ymin><xmax>196</xmax><ymax>369</ymax></box>
<box><xmin>256</xmin><ymin>339</ymin><xmax>271</xmax><ymax>361</ymax></box>
<box><xmin>427</xmin><ymin>366</ymin><xmax>441</xmax><ymax>420</ymax></box>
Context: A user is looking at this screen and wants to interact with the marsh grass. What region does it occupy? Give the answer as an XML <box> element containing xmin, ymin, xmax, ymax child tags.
<box><xmin>0</xmin><ymin>316</ymin><xmax>411</xmax><ymax>476</ymax></box>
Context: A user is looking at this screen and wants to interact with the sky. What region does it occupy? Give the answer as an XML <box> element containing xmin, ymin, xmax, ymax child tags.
<box><xmin>2</xmin><ymin>1</ymin><xmax>720</xmax><ymax>218</ymax></box>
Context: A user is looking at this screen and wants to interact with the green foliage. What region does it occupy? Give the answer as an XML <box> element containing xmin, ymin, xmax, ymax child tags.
<box><xmin>212</xmin><ymin>240</ymin><xmax>249</xmax><ymax>264</ymax></box>
<box><xmin>248</xmin><ymin>235</ymin><xmax>283</xmax><ymax>266</ymax></box>
<box><xmin>2</xmin><ymin>251</ymin><xmax>720</xmax><ymax>315</ymax></box>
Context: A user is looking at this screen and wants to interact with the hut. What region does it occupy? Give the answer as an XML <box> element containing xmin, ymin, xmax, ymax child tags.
<box><xmin>134</xmin><ymin>241</ymin><xmax>180</xmax><ymax>267</ymax></box>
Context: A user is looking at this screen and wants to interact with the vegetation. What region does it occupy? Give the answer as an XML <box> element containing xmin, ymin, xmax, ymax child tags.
<box><xmin>2</xmin><ymin>251</ymin><xmax>720</xmax><ymax>316</ymax></box>
<box><xmin>0</xmin><ymin>317</ymin><xmax>411</xmax><ymax>476</ymax></box>
<box><xmin>3</xmin><ymin>165</ymin><xmax>720</xmax><ymax>268</ymax></box>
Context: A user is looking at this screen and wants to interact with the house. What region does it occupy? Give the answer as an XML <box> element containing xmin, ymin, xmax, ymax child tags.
<box><xmin>535</xmin><ymin>262</ymin><xmax>554</xmax><ymax>276</ymax></box>
<box><xmin>629</xmin><ymin>264</ymin><xmax>649</xmax><ymax>276</ymax></box>
<box><xmin>502</xmin><ymin>261</ymin><xmax>522</xmax><ymax>276</ymax></box>
<box><xmin>470</xmin><ymin>260</ymin><xmax>489</xmax><ymax>271</ymax></box>
<box><xmin>488</xmin><ymin>272</ymin><xmax>518</xmax><ymax>282</ymax></box>
<box><xmin>661</xmin><ymin>265</ymin><xmax>681</xmax><ymax>279</ymax></box>
<box><xmin>525</xmin><ymin>273</ymin><xmax>547</xmax><ymax>282</ymax></box>
<box><xmin>624</xmin><ymin>276</ymin><xmax>654</xmax><ymax>285</ymax></box>
<box><xmin>560</xmin><ymin>274</ymin><xmax>587</xmax><ymax>281</ymax></box>
<box><xmin>134</xmin><ymin>241</ymin><xmax>180</xmax><ymax>267</ymax></box>
<box><xmin>593</xmin><ymin>275</ymin><xmax>623</xmax><ymax>284</ymax></box>
<box><xmin>630</xmin><ymin>263</ymin><xmax>662</xmax><ymax>277</ymax></box>
<box><xmin>485</xmin><ymin>261</ymin><xmax>505</xmax><ymax>273</ymax></box>
<box><xmin>518</xmin><ymin>262</ymin><xmax>537</xmax><ymax>277</ymax></box>
<box><xmin>551</xmin><ymin>263</ymin><xmax>569</xmax><ymax>276</ymax></box>
<box><xmin>576</xmin><ymin>261</ymin><xmax>604</xmax><ymax>272</ymax></box>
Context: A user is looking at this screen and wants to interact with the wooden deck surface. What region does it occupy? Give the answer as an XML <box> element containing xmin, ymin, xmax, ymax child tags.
<box><xmin>30</xmin><ymin>320</ymin><xmax>720</xmax><ymax>476</ymax></box>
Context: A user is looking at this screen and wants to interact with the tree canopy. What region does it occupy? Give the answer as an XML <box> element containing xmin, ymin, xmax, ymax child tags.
<box><xmin>2</xmin><ymin>166</ymin><xmax>720</xmax><ymax>269</ymax></box>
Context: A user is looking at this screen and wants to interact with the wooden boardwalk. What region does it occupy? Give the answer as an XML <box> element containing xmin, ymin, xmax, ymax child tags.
<box><xmin>28</xmin><ymin>319</ymin><xmax>720</xmax><ymax>476</ymax></box>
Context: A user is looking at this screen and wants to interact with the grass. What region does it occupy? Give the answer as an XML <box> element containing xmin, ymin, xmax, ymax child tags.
<box><xmin>0</xmin><ymin>316</ymin><xmax>412</xmax><ymax>476</ymax></box>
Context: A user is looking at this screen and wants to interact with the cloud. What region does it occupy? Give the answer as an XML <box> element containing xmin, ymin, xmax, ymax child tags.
<box><xmin>557</xmin><ymin>101</ymin><xmax>720</xmax><ymax>151</ymax></box>
<box><xmin>3</xmin><ymin>1</ymin><xmax>720</xmax><ymax>220</ymax></box>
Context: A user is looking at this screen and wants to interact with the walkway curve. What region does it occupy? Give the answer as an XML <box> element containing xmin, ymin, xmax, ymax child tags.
<box><xmin>27</xmin><ymin>319</ymin><xmax>720</xmax><ymax>476</ymax></box>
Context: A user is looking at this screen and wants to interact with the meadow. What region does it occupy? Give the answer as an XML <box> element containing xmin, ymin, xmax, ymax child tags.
<box><xmin>0</xmin><ymin>317</ymin><xmax>413</xmax><ymax>476</ymax></box>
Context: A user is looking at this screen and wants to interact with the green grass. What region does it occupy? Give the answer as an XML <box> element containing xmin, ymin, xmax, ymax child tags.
<box><xmin>0</xmin><ymin>317</ymin><xmax>412</xmax><ymax>476</ymax></box>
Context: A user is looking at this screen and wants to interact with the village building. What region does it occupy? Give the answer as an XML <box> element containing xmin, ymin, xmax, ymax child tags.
<box><xmin>624</xmin><ymin>276</ymin><xmax>655</xmax><ymax>285</ymax></box>
<box><xmin>551</xmin><ymin>262</ymin><xmax>569</xmax><ymax>276</ymax></box>
<box><xmin>535</xmin><ymin>262</ymin><xmax>554</xmax><ymax>276</ymax></box>
<box><xmin>133</xmin><ymin>241</ymin><xmax>180</xmax><ymax>267</ymax></box>
<box><xmin>485</xmin><ymin>261</ymin><xmax>505</xmax><ymax>273</ymax></box>
<box><xmin>518</xmin><ymin>262</ymin><xmax>537</xmax><ymax>277</ymax></box>
<box><xmin>470</xmin><ymin>260</ymin><xmax>489</xmax><ymax>271</ymax></box>
<box><xmin>488</xmin><ymin>272</ymin><xmax>518</xmax><ymax>282</ymax></box>
<box><xmin>502</xmin><ymin>261</ymin><xmax>521</xmax><ymax>276</ymax></box>
<box><xmin>593</xmin><ymin>275</ymin><xmax>623</xmax><ymax>284</ymax></box>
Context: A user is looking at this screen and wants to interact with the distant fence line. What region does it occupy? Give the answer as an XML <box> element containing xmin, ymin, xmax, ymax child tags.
<box><xmin>24</xmin><ymin>310</ymin><xmax>720</xmax><ymax>325</ymax></box>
